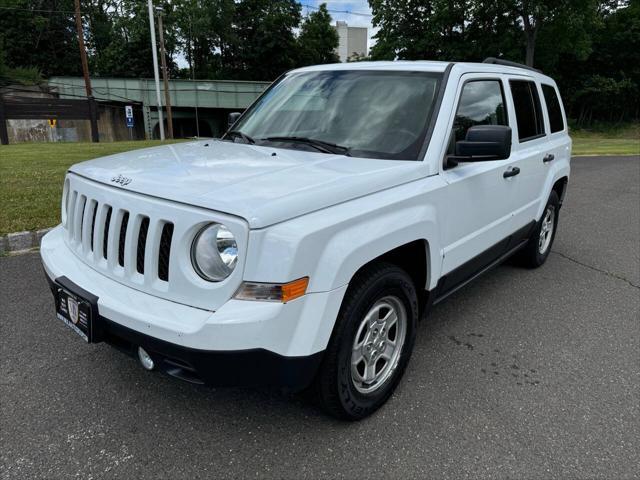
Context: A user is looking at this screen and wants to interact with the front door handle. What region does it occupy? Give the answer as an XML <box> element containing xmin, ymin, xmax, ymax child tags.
<box><xmin>543</xmin><ymin>153</ymin><xmax>555</xmax><ymax>163</ymax></box>
<box><xmin>503</xmin><ymin>167</ymin><xmax>521</xmax><ymax>178</ymax></box>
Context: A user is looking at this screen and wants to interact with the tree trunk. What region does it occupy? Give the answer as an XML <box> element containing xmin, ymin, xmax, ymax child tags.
<box><xmin>520</xmin><ymin>12</ymin><xmax>538</xmax><ymax>67</ymax></box>
<box><xmin>525</xmin><ymin>31</ymin><xmax>535</xmax><ymax>66</ymax></box>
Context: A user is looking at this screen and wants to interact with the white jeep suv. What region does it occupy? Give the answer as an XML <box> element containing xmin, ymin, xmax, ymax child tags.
<box><xmin>41</xmin><ymin>59</ymin><xmax>571</xmax><ymax>420</ymax></box>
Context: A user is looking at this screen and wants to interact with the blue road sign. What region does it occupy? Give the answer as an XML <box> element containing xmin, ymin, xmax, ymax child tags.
<box><xmin>125</xmin><ymin>105</ymin><xmax>134</xmax><ymax>128</ymax></box>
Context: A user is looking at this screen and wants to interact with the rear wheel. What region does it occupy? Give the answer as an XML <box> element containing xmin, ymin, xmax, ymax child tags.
<box><xmin>517</xmin><ymin>191</ymin><xmax>560</xmax><ymax>268</ymax></box>
<box><xmin>312</xmin><ymin>262</ymin><xmax>418</xmax><ymax>420</ymax></box>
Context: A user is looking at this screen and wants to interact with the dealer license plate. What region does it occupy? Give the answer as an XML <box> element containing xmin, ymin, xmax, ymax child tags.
<box><xmin>56</xmin><ymin>287</ymin><xmax>94</xmax><ymax>342</ymax></box>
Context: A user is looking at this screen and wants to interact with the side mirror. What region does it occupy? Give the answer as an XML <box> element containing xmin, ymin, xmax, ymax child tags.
<box><xmin>227</xmin><ymin>111</ymin><xmax>242</xmax><ymax>130</ymax></box>
<box><xmin>448</xmin><ymin>125</ymin><xmax>512</xmax><ymax>167</ymax></box>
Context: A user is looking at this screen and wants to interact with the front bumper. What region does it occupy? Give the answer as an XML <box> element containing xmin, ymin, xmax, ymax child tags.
<box><xmin>44</xmin><ymin>273</ymin><xmax>321</xmax><ymax>388</ymax></box>
<box><xmin>41</xmin><ymin>226</ymin><xmax>347</xmax><ymax>388</ymax></box>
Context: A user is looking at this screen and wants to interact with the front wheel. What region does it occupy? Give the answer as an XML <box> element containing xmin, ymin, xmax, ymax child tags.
<box><xmin>312</xmin><ymin>262</ymin><xmax>418</xmax><ymax>420</ymax></box>
<box><xmin>517</xmin><ymin>190</ymin><xmax>560</xmax><ymax>268</ymax></box>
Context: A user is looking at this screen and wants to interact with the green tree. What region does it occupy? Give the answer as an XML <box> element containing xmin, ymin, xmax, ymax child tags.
<box><xmin>462</xmin><ymin>0</ymin><xmax>523</xmax><ymax>62</ymax></box>
<box><xmin>369</xmin><ymin>0</ymin><xmax>470</xmax><ymax>60</ymax></box>
<box><xmin>173</xmin><ymin>0</ymin><xmax>234</xmax><ymax>79</ymax></box>
<box><xmin>346</xmin><ymin>52</ymin><xmax>371</xmax><ymax>62</ymax></box>
<box><xmin>502</xmin><ymin>0</ymin><xmax>599</xmax><ymax>67</ymax></box>
<box><xmin>0</xmin><ymin>0</ymin><xmax>81</xmax><ymax>77</ymax></box>
<box><xmin>566</xmin><ymin>0</ymin><xmax>640</xmax><ymax>123</ymax></box>
<box><xmin>222</xmin><ymin>0</ymin><xmax>302</xmax><ymax>80</ymax></box>
<box><xmin>297</xmin><ymin>3</ymin><xmax>339</xmax><ymax>66</ymax></box>
<box><xmin>0</xmin><ymin>40</ymin><xmax>42</xmax><ymax>86</ymax></box>
<box><xmin>86</xmin><ymin>0</ymin><xmax>179</xmax><ymax>78</ymax></box>
<box><xmin>368</xmin><ymin>0</ymin><xmax>601</xmax><ymax>67</ymax></box>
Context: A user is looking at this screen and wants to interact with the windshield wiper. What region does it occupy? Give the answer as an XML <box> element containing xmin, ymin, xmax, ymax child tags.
<box><xmin>261</xmin><ymin>136</ymin><xmax>350</xmax><ymax>155</ymax></box>
<box><xmin>226</xmin><ymin>130</ymin><xmax>256</xmax><ymax>144</ymax></box>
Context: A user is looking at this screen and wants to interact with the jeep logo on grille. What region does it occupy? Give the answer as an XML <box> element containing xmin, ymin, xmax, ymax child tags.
<box><xmin>111</xmin><ymin>174</ymin><xmax>132</xmax><ymax>186</ymax></box>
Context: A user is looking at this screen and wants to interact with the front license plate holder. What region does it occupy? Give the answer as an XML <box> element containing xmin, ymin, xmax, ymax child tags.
<box><xmin>53</xmin><ymin>276</ymin><xmax>101</xmax><ymax>343</ymax></box>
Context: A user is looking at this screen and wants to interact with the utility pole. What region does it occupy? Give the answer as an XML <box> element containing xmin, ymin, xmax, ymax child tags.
<box><xmin>74</xmin><ymin>0</ymin><xmax>98</xmax><ymax>142</ymax></box>
<box><xmin>73</xmin><ymin>0</ymin><xmax>92</xmax><ymax>97</ymax></box>
<box><xmin>147</xmin><ymin>0</ymin><xmax>165</xmax><ymax>140</ymax></box>
<box><xmin>190</xmin><ymin>13</ymin><xmax>200</xmax><ymax>137</ymax></box>
<box><xmin>156</xmin><ymin>7</ymin><xmax>173</xmax><ymax>139</ymax></box>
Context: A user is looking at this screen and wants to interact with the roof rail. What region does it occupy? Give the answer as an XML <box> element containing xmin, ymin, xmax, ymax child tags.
<box><xmin>482</xmin><ymin>57</ymin><xmax>542</xmax><ymax>73</ymax></box>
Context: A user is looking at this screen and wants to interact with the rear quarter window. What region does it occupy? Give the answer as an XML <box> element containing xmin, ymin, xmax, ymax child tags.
<box><xmin>542</xmin><ymin>84</ymin><xmax>565</xmax><ymax>133</ymax></box>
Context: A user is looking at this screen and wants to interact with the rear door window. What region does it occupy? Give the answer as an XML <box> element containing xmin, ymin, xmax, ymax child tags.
<box><xmin>542</xmin><ymin>84</ymin><xmax>565</xmax><ymax>133</ymax></box>
<box><xmin>509</xmin><ymin>80</ymin><xmax>545</xmax><ymax>141</ymax></box>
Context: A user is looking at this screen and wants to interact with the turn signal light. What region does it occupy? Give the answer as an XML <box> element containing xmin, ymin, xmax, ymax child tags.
<box><xmin>234</xmin><ymin>277</ymin><xmax>309</xmax><ymax>303</ymax></box>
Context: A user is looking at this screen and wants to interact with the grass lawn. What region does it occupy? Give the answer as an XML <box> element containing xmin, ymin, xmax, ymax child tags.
<box><xmin>572</xmin><ymin>137</ymin><xmax>639</xmax><ymax>156</ymax></box>
<box><xmin>0</xmin><ymin>130</ymin><xmax>638</xmax><ymax>236</ymax></box>
<box><xmin>0</xmin><ymin>140</ymin><xmax>183</xmax><ymax>236</ymax></box>
<box><xmin>571</xmin><ymin>124</ymin><xmax>639</xmax><ymax>156</ymax></box>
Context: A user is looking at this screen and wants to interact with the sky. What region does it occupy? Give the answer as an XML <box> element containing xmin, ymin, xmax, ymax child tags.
<box><xmin>301</xmin><ymin>0</ymin><xmax>378</xmax><ymax>53</ymax></box>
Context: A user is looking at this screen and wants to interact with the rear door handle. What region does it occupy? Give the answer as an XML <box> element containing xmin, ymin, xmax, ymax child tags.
<box><xmin>543</xmin><ymin>154</ymin><xmax>555</xmax><ymax>163</ymax></box>
<box><xmin>503</xmin><ymin>167</ymin><xmax>520</xmax><ymax>178</ymax></box>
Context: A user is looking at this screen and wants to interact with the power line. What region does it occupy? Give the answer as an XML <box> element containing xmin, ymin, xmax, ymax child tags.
<box><xmin>47</xmin><ymin>80</ymin><xmax>268</xmax><ymax>95</ymax></box>
<box><xmin>0</xmin><ymin>3</ymin><xmax>374</xmax><ymax>17</ymax></box>
<box><xmin>0</xmin><ymin>6</ymin><xmax>77</xmax><ymax>14</ymax></box>
<box><xmin>301</xmin><ymin>3</ymin><xmax>373</xmax><ymax>17</ymax></box>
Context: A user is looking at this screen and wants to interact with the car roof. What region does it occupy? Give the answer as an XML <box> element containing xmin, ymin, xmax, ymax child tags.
<box><xmin>294</xmin><ymin>60</ymin><xmax>451</xmax><ymax>73</ymax></box>
<box><xmin>292</xmin><ymin>60</ymin><xmax>555</xmax><ymax>84</ymax></box>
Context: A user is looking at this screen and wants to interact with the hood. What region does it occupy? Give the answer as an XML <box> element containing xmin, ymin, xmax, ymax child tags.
<box><xmin>69</xmin><ymin>140</ymin><xmax>426</xmax><ymax>228</ymax></box>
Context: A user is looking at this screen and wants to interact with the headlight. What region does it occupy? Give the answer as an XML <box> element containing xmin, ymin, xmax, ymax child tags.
<box><xmin>191</xmin><ymin>223</ymin><xmax>238</xmax><ymax>281</ymax></box>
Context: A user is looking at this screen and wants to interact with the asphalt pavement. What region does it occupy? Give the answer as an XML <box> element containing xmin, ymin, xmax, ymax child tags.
<box><xmin>1</xmin><ymin>156</ymin><xmax>638</xmax><ymax>479</ymax></box>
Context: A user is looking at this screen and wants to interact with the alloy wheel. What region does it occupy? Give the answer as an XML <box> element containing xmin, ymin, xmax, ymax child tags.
<box><xmin>350</xmin><ymin>295</ymin><xmax>407</xmax><ymax>394</ymax></box>
<box><xmin>538</xmin><ymin>205</ymin><xmax>556</xmax><ymax>254</ymax></box>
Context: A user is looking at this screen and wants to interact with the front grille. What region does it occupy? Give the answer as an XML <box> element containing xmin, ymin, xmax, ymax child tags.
<box><xmin>66</xmin><ymin>191</ymin><xmax>175</xmax><ymax>283</ymax></box>
<box><xmin>62</xmin><ymin>174</ymin><xmax>245</xmax><ymax>311</ymax></box>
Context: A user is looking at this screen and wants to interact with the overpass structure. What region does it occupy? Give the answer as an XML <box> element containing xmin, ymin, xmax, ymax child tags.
<box><xmin>48</xmin><ymin>77</ymin><xmax>271</xmax><ymax>139</ymax></box>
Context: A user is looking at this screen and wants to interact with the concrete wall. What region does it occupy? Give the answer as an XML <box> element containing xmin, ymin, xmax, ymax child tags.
<box><xmin>6</xmin><ymin>119</ymin><xmax>55</xmax><ymax>143</ymax></box>
<box><xmin>334</xmin><ymin>21</ymin><xmax>368</xmax><ymax>62</ymax></box>
<box><xmin>347</xmin><ymin>27</ymin><xmax>368</xmax><ymax>61</ymax></box>
<box><xmin>336</xmin><ymin>21</ymin><xmax>349</xmax><ymax>62</ymax></box>
<box><xmin>5</xmin><ymin>104</ymin><xmax>145</xmax><ymax>143</ymax></box>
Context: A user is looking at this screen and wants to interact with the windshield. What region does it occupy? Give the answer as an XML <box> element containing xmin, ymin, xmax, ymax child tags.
<box><xmin>231</xmin><ymin>70</ymin><xmax>443</xmax><ymax>160</ymax></box>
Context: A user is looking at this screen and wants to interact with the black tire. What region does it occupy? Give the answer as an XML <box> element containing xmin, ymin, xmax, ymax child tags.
<box><xmin>516</xmin><ymin>190</ymin><xmax>560</xmax><ymax>268</ymax></box>
<box><xmin>312</xmin><ymin>262</ymin><xmax>418</xmax><ymax>420</ymax></box>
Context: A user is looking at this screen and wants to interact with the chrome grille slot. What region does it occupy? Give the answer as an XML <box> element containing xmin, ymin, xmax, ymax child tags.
<box><xmin>80</xmin><ymin>199</ymin><xmax>97</xmax><ymax>254</ymax></box>
<box><xmin>136</xmin><ymin>217</ymin><xmax>150</xmax><ymax>274</ymax></box>
<box><xmin>72</xmin><ymin>194</ymin><xmax>86</xmax><ymax>244</ymax></box>
<box><xmin>66</xmin><ymin>190</ymin><xmax>78</xmax><ymax>237</ymax></box>
<box><xmin>158</xmin><ymin>223</ymin><xmax>174</xmax><ymax>282</ymax></box>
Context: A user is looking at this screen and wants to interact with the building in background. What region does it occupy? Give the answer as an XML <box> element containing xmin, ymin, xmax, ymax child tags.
<box><xmin>334</xmin><ymin>21</ymin><xmax>368</xmax><ymax>62</ymax></box>
<box><xmin>0</xmin><ymin>77</ymin><xmax>270</xmax><ymax>143</ymax></box>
